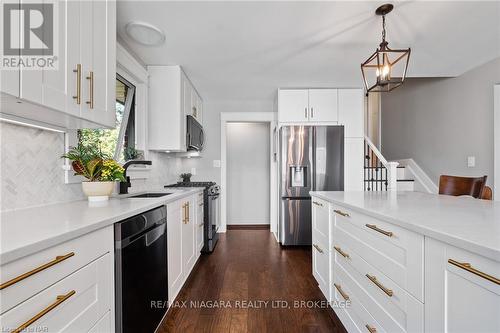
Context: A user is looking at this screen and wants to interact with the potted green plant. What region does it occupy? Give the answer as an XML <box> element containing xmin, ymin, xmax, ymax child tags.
<box><xmin>180</xmin><ymin>173</ymin><xmax>192</xmax><ymax>183</ymax></box>
<box><xmin>62</xmin><ymin>143</ymin><xmax>126</xmax><ymax>201</ymax></box>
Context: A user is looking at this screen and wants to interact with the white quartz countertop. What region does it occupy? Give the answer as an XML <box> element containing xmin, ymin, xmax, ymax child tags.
<box><xmin>310</xmin><ymin>191</ymin><xmax>500</xmax><ymax>261</ymax></box>
<box><xmin>0</xmin><ymin>188</ymin><xmax>203</xmax><ymax>265</ymax></box>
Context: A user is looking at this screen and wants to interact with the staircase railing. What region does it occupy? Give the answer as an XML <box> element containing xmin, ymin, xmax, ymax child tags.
<box><xmin>364</xmin><ymin>135</ymin><xmax>399</xmax><ymax>191</ymax></box>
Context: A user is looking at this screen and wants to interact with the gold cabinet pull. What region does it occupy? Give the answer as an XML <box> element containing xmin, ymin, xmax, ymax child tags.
<box><xmin>86</xmin><ymin>71</ymin><xmax>94</xmax><ymax>109</ymax></box>
<box><xmin>366</xmin><ymin>274</ymin><xmax>393</xmax><ymax>297</ymax></box>
<box><xmin>198</xmin><ymin>222</ymin><xmax>204</xmax><ymax>228</ymax></box>
<box><xmin>333</xmin><ymin>209</ymin><xmax>350</xmax><ymax>217</ymax></box>
<box><xmin>366</xmin><ymin>324</ymin><xmax>377</xmax><ymax>333</ymax></box>
<box><xmin>182</xmin><ymin>203</ymin><xmax>187</xmax><ymax>224</ymax></box>
<box><xmin>313</xmin><ymin>244</ymin><xmax>324</xmax><ymax>254</ymax></box>
<box><xmin>334</xmin><ymin>246</ymin><xmax>350</xmax><ymax>259</ymax></box>
<box><xmin>12</xmin><ymin>290</ymin><xmax>75</xmax><ymax>333</ymax></box>
<box><xmin>334</xmin><ymin>283</ymin><xmax>350</xmax><ymax>301</ymax></box>
<box><xmin>199</xmin><ymin>202</ymin><xmax>204</xmax><ymax>207</ymax></box>
<box><xmin>186</xmin><ymin>202</ymin><xmax>190</xmax><ymax>223</ymax></box>
<box><xmin>448</xmin><ymin>259</ymin><xmax>500</xmax><ymax>285</ymax></box>
<box><xmin>72</xmin><ymin>64</ymin><xmax>81</xmax><ymax>104</ymax></box>
<box><xmin>312</xmin><ymin>201</ymin><xmax>323</xmax><ymax>207</ymax></box>
<box><xmin>0</xmin><ymin>252</ymin><xmax>75</xmax><ymax>290</ymax></box>
<box><xmin>365</xmin><ymin>224</ymin><xmax>393</xmax><ymax>237</ymax></box>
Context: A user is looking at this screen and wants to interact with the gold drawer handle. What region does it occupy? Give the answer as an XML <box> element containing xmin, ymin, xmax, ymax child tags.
<box><xmin>12</xmin><ymin>290</ymin><xmax>76</xmax><ymax>333</ymax></box>
<box><xmin>334</xmin><ymin>283</ymin><xmax>350</xmax><ymax>301</ymax></box>
<box><xmin>333</xmin><ymin>209</ymin><xmax>350</xmax><ymax>217</ymax></box>
<box><xmin>72</xmin><ymin>64</ymin><xmax>81</xmax><ymax>104</ymax></box>
<box><xmin>366</xmin><ymin>274</ymin><xmax>393</xmax><ymax>297</ymax></box>
<box><xmin>0</xmin><ymin>252</ymin><xmax>75</xmax><ymax>290</ymax></box>
<box><xmin>312</xmin><ymin>201</ymin><xmax>323</xmax><ymax>207</ymax></box>
<box><xmin>448</xmin><ymin>259</ymin><xmax>500</xmax><ymax>285</ymax></box>
<box><xmin>366</xmin><ymin>324</ymin><xmax>377</xmax><ymax>333</ymax></box>
<box><xmin>365</xmin><ymin>224</ymin><xmax>393</xmax><ymax>237</ymax></box>
<box><xmin>313</xmin><ymin>244</ymin><xmax>324</xmax><ymax>254</ymax></box>
<box><xmin>334</xmin><ymin>246</ymin><xmax>350</xmax><ymax>259</ymax></box>
<box><xmin>86</xmin><ymin>71</ymin><xmax>94</xmax><ymax>109</ymax></box>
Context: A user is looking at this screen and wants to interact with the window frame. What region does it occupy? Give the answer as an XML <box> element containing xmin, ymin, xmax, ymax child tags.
<box><xmin>114</xmin><ymin>74</ymin><xmax>136</xmax><ymax>161</ymax></box>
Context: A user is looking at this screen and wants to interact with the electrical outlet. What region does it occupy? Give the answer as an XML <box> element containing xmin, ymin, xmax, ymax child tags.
<box><xmin>467</xmin><ymin>156</ymin><xmax>475</xmax><ymax>168</ymax></box>
<box><xmin>213</xmin><ymin>160</ymin><xmax>221</xmax><ymax>168</ymax></box>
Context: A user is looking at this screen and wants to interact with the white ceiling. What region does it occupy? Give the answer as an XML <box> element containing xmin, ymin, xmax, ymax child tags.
<box><xmin>117</xmin><ymin>1</ymin><xmax>500</xmax><ymax>102</ymax></box>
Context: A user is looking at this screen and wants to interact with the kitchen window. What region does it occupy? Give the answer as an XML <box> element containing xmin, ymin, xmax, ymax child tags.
<box><xmin>77</xmin><ymin>75</ymin><xmax>137</xmax><ymax>161</ymax></box>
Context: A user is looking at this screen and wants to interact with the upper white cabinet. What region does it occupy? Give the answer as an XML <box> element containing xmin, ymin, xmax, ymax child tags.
<box><xmin>278</xmin><ymin>89</ymin><xmax>309</xmax><ymax>123</ymax></box>
<box><xmin>0</xmin><ymin>0</ymin><xmax>116</xmax><ymax>129</ymax></box>
<box><xmin>309</xmin><ymin>89</ymin><xmax>338</xmax><ymax>122</ymax></box>
<box><xmin>278</xmin><ymin>88</ymin><xmax>363</xmax><ymax>135</ymax></box>
<box><xmin>148</xmin><ymin>65</ymin><xmax>203</xmax><ymax>152</ymax></box>
<box><xmin>425</xmin><ymin>238</ymin><xmax>500</xmax><ymax>333</ymax></box>
<box><xmin>278</xmin><ymin>89</ymin><xmax>338</xmax><ymax>123</ymax></box>
<box><xmin>338</xmin><ymin>89</ymin><xmax>364</xmax><ymax>138</ymax></box>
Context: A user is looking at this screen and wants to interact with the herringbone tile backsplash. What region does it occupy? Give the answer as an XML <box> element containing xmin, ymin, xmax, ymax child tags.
<box><xmin>0</xmin><ymin>122</ymin><xmax>183</xmax><ymax>211</ymax></box>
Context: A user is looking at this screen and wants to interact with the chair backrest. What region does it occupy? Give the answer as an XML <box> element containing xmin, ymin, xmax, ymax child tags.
<box><xmin>438</xmin><ymin>175</ymin><xmax>487</xmax><ymax>199</ymax></box>
<box><xmin>481</xmin><ymin>186</ymin><xmax>493</xmax><ymax>200</ymax></box>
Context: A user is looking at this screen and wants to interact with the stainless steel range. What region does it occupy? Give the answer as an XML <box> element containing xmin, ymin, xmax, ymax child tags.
<box><xmin>165</xmin><ymin>182</ymin><xmax>220</xmax><ymax>253</ymax></box>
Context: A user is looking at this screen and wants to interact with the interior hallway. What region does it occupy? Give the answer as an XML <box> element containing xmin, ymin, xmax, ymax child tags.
<box><xmin>159</xmin><ymin>230</ymin><xmax>346</xmax><ymax>333</ymax></box>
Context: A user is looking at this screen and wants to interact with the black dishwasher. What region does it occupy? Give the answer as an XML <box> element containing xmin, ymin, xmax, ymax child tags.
<box><xmin>115</xmin><ymin>206</ymin><xmax>168</xmax><ymax>333</ymax></box>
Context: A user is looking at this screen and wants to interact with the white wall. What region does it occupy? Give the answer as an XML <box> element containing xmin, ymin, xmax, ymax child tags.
<box><xmin>381</xmin><ymin>57</ymin><xmax>500</xmax><ymax>187</ymax></box>
<box><xmin>182</xmin><ymin>99</ymin><xmax>274</xmax><ymax>182</ymax></box>
<box><xmin>226</xmin><ymin>122</ymin><xmax>270</xmax><ymax>225</ymax></box>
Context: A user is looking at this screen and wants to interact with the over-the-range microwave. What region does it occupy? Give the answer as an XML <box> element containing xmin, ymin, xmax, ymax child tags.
<box><xmin>186</xmin><ymin>115</ymin><xmax>204</xmax><ymax>151</ymax></box>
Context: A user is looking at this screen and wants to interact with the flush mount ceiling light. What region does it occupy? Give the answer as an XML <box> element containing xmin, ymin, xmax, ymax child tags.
<box><xmin>361</xmin><ymin>4</ymin><xmax>411</xmax><ymax>93</ymax></box>
<box><xmin>125</xmin><ymin>21</ymin><xmax>165</xmax><ymax>46</ymax></box>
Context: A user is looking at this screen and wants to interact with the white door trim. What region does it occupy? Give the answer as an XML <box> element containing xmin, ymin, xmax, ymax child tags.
<box><xmin>494</xmin><ymin>85</ymin><xmax>500</xmax><ymax>200</ymax></box>
<box><xmin>220</xmin><ymin>112</ymin><xmax>278</xmax><ymax>233</ymax></box>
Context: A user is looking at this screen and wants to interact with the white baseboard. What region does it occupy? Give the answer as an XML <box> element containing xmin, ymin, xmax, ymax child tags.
<box><xmin>393</xmin><ymin>158</ymin><xmax>438</xmax><ymax>194</ymax></box>
<box><xmin>227</xmin><ymin>217</ymin><xmax>270</xmax><ymax>225</ymax></box>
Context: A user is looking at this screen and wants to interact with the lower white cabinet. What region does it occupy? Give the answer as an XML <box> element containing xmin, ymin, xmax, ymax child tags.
<box><xmin>167</xmin><ymin>191</ymin><xmax>203</xmax><ymax>304</ymax></box>
<box><xmin>425</xmin><ymin>238</ymin><xmax>500</xmax><ymax>333</ymax></box>
<box><xmin>311</xmin><ymin>194</ymin><xmax>500</xmax><ymax>333</ymax></box>
<box><xmin>0</xmin><ymin>227</ymin><xmax>114</xmax><ymax>333</ymax></box>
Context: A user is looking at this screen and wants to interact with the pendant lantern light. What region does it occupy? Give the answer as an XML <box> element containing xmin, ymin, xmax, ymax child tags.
<box><xmin>361</xmin><ymin>4</ymin><xmax>411</xmax><ymax>93</ymax></box>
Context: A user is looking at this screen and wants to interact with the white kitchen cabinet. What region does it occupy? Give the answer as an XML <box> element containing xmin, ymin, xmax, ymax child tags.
<box><xmin>425</xmin><ymin>238</ymin><xmax>500</xmax><ymax>333</ymax></box>
<box><xmin>0</xmin><ymin>227</ymin><xmax>113</xmax><ymax>332</ymax></box>
<box><xmin>182</xmin><ymin>197</ymin><xmax>197</xmax><ymax>275</ymax></box>
<box><xmin>166</xmin><ymin>192</ymin><xmax>203</xmax><ymax>304</ymax></box>
<box><xmin>1</xmin><ymin>0</ymin><xmax>115</xmax><ymax>129</ymax></box>
<box><xmin>338</xmin><ymin>89</ymin><xmax>364</xmax><ymax>138</ymax></box>
<box><xmin>167</xmin><ymin>199</ymin><xmax>184</xmax><ymax>304</ymax></box>
<box><xmin>309</xmin><ymin>89</ymin><xmax>338</xmax><ymax>123</ymax></box>
<box><xmin>149</xmin><ymin>65</ymin><xmax>203</xmax><ymax>152</ymax></box>
<box><xmin>344</xmin><ymin>137</ymin><xmax>364</xmax><ymax>191</ymax></box>
<box><xmin>278</xmin><ymin>89</ymin><xmax>309</xmax><ymax>123</ymax></box>
<box><xmin>311</xmin><ymin>197</ymin><xmax>331</xmax><ymax>300</ymax></box>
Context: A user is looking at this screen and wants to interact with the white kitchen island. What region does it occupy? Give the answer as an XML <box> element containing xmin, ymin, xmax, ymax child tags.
<box><xmin>310</xmin><ymin>191</ymin><xmax>500</xmax><ymax>333</ymax></box>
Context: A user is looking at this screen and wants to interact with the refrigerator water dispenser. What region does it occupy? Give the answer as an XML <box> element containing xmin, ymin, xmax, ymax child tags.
<box><xmin>290</xmin><ymin>165</ymin><xmax>307</xmax><ymax>187</ymax></box>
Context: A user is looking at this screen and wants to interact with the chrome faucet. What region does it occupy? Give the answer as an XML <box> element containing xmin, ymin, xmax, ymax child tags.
<box><xmin>119</xmin><ymin>160</ymin><xmax>152</xmax><ymax>194</ymax></box>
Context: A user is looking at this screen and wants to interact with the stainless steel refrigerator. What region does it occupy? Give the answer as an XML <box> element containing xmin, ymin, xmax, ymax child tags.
<box><xmin>278</xmin><ymin>126</ymin><xmax>344</xmax><ymax>245</ymax></box>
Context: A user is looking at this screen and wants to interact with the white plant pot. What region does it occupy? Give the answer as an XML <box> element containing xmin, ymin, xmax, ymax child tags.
<box><xmin>81</xmin><ymin>181</ymin><xmax>114</xmax><ymax>201</ymax></box>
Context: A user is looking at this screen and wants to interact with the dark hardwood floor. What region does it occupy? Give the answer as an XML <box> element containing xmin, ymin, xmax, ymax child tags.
<box><xmin>158</xmin><ymin>230</ymin><xmax>347</xmax><ymax>333</ymax></box>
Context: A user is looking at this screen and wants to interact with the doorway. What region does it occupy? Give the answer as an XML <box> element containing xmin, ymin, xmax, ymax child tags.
<box><xmin>226</xmin><ymin>122</ymin><xmax>270</xmax><ymax>227</ymax></box>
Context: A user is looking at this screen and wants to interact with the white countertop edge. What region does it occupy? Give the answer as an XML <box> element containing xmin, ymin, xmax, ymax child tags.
<box><xmin>310</xmin><ymin>192</ymin><xmax>500</xmax><ymax>262</ymax></box>
<box><xmin>1</xmin><ymin>188</ymin><xmax>204</xmax><ymax>265</ymax></box>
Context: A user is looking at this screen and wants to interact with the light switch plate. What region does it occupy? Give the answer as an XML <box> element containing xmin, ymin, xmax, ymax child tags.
<box><xmin>213</xmin><ymin>160</ymin><xmax>221</xmax><ymax>168</ymax></box>
<box><xmin>467</xmin><ymin>156</ymin><xmax>475</xmax><ymax>168</ymax></box>
<box><xmin>191</xmin><ymin>168</ymin><xmax>197</xmax><ymax>175</ymax></box>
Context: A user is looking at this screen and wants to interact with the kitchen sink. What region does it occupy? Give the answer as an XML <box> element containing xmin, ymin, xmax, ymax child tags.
<box><xmin>129</xmin><ymin>193</ymin><xmax>172</xmax><ymax>198</ymax></box>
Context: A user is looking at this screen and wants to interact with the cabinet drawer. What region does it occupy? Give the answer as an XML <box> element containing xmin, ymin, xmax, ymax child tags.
<box><xmin>334</xmin><ymin>242</ymin><xmax>424</xmax><ymax>332</ymax></box>
<box><xmin>312</xmin><ymin>238</ymin><xmax>330</xmax><ymax>299</ymax></box>
<box><xmin>332</xmin><ymin>271</ymin><xmax>385</xmax><ymax>333</ymax></box>
<box><xmin>0</xmin><ymin>253</ymin><xmax>112</xmax><ymax>333</ymax></box>
<box><xmin>312</xmin><ymin>197</ymin><xmax>330</xmax><ymax>249</ymax></box>
<box><xmin>335</xmin><ymin>260</ymin><xmax>424</xmax><ymax>333</ymax></box>
<box><xmin>1</xmin><ymin>227</ymin><xmax>113</xmax><ymax>314</ymax></box>
<box><xmin>332</xmin><ymin>206</ymin><xmax>424</xmax><ymax>301</ymax></box>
